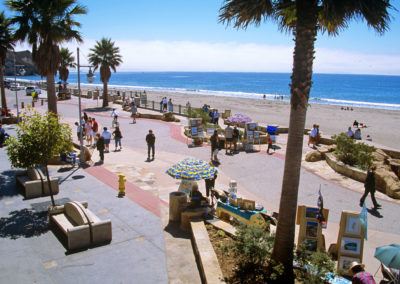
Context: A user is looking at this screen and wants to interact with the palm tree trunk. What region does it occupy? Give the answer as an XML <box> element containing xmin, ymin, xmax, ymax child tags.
<box><xmin>102</xmin><ymin>81</ymin><xmax>108</xmax><ymax>107</ymax></box>
<box><xmin>271</xmin><ymin>0</ymin><xmax>318</xmax><ymax>281</ymax></box>
<box><xmin>0</xmin><ymin>64</ymin><xmax>7</xmax><ymax>110</ymax></box>
<box><xmin>46</xmin><ymin>72</ymin><xmax>57</xmax><ymax>114</ymax></box>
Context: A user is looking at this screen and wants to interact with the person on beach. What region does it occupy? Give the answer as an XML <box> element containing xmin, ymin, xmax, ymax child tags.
<box><xmin>101</xmin><ymin>127</ymin><xmax>112</xmax><ymax>153</ymax></box>
<box><xmin>146</xmin><ymin>129</ymin><xmax>156</xmax><ymax>161</ymax></box>
<box><xmin>168</xmin><ymin>98</ymin><xmax>173</xmax><ymax>112</ymax></box>
<box><xmin>354</xmin><ymin>128</ymin><xmax>362</xmax><ymax>140</ymax></box>
<box><xmin>353</xmin><ymin>120</ymin><xmax>359</xmax><ymax>128</ymax></box>
<box><xmin>224</xmin><ymin>124</ymin><xmax>233</xmax><ymax>155</ymax></box>
<box><xmin>162</xmin><ymin>97</ymin><xmax>168</xmax><ymax>112</ymax></box>
<box><xmin>308</xmin><ymin>124</ymin><xmax>319</xmax><ymax>148</ymax></box>
<box><xmin>346</xmin><ymin>127</ymin><xmax>354</xmax><ymax>138</ymax></box>
<box><xmin>130</xmin><ymin>101</ymin><xmax>137</xmax><ymax>123</ymax></box>
<box><xmin>360</xmin><ymin>165</ymin><xmax>381</xmax><ymax>210</ymax></box>
<box><xmin>348</xmin><ymin>261</ymin><xmax>376</xmax><ymax>284</ymax></box>
<box><xmin>186</xmin><ymin>101</ymin><xmax>191</xmax><ymax>113</ymax></box>
<box><xmin>210</xmin><ymin>130</ymin><xmax>219</xmax><ymax>163</ymax></box>
<box><xmin>112</xmin><ymin>126</ymin><xmax>123</xmax><ymax>151</ymax></box>
<box><xmin>96</xmin><ymin>133</ymin><xmax>105</xmax><ymax>163</ymax></box>
<box><xmin>232</xmin><ymin>126</ymin><xmax>239</xmax><ymax>153</ymax></box>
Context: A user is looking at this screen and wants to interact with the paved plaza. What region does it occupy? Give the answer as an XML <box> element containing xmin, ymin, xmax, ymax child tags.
<box><xmin>1</xmin><ymin>90</ymin><xmax>399</xmax><ymax>283</ymax></box>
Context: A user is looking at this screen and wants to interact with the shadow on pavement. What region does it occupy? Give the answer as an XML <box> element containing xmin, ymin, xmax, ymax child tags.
<box><xmin>164</xmin><ymin>221</ymin><xmax>191</xmax><ymax>239</ymax></box>
<box><xmin>83</xmin><ymin>107</ymin><xmax>112</xmax><ymax>113</ymax></box>
<box><xmin>368</xmin><ymin>208</ymin><xmax>383</xmax><ymax>218</ymax></box>
<box><xmin>0</xmin><ymin>208</ymin><xmax>48</xmax><ymax>239</ymax></box>
<box><xmin>0</xmin><ymin>170</ymin><xmax>21</xmax><ymax>199</ymax></box>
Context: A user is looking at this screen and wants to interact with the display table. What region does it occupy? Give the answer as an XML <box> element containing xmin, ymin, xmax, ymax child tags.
<box><xmin>216</xmin><ymin>201</ymin><xmax>267</xmax><ymax>228</ymax></box>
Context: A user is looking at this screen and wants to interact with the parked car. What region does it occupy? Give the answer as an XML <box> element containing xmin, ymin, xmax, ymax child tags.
<box><xmin>25</xmin><ymin>86</ymin><xmax>42</xmax><ymax>96</ymax></box>
<box><xmin>3</xmin><ymin>80</ymin><xmax>11</xmax><ymax>89</ymax></box>
<box><xmin>9</xmin><ymin>82</ymin><xmax>22</xmax><ymax>91</ymax></box>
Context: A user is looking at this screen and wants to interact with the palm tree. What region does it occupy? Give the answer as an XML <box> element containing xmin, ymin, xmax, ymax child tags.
<box><xmin>58</xmin><ymin>47</ymin><xmax>76</xmax><ymax>88</ymax></box>
<box><xmin>219</xmin><ymin>0</ymin><xmax>392</xmax><ymax>281</ymax></box>
<box><xmin>88</xmin><ymin>38</ymin><xmax>122</xmax><ymax>108</ymax></box>
<box><xmin>7</xmin><ymin>0</ymin><xmax>87</xmax><ymax>114</ymax></box>
<box><xmin>0</xmin><ymin>12</ymin><xmax>15</xmax><ymax>111</ymax></box>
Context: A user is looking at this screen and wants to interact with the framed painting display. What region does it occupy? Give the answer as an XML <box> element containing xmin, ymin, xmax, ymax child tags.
<box><xmin>338</xmin><ymin>256</ymin><xmax>361</xmax><ymax>272</ymax></box>
<box><xmin>305</xmin><ymin>207</ymin><xmax>319</xmax><ymax>219</ymax></box>
<box><xmin>340</xmin><ymin>237</ymin><xmax>361</xmax><ymax>255</ymax></box>
<box><xmin>306</xmin><ymin>221</ymin><xmax>318</xmax><ymax>238</ymax></box>
<box><xmin>191</xmin><ymin>127</ymin><xmax>198</xmax><ymax>137</ymax></box>
<box><xmin>345</xmin><ymin>215</ymin><xmax>361</xmax><ymax>235</ymax></box>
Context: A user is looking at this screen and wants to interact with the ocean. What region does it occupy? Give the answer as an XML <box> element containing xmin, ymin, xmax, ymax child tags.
<box><xmin>14</xmin><ymin>72</ymin><xmax>400</xmax><ymax>111</ymax></box>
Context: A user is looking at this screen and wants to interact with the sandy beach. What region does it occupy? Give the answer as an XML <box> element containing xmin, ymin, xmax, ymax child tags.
<box><xmin>123</xmin><ymin>90</ymin><xmax>400</xmax><ymax>150</ymax></box>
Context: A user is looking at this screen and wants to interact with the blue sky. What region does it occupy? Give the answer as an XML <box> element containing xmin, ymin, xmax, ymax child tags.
<box><xmin>3</xmin><ymin>0</ymin><xmax>400</xmax><ymax>74</ymax></box>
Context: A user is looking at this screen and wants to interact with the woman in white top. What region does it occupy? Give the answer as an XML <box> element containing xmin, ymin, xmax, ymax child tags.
<box><xmin>85</xmin><ymin>118</ymin><xmax>93</xmax><ymax>146</ymax></box>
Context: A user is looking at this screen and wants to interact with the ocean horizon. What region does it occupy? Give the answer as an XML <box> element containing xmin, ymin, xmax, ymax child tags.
<box><xmin>9</xmin><ymin>71</ymin><xmax>400</xmax><ymax>111</ymax></box>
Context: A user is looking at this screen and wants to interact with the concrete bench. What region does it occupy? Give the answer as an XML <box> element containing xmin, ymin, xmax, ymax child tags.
<box><xmin>49</xmin><ymin>201</ymin><xmax>112</xmax><ymax>250</ymax></box>
<box><xmin>16</xmin><ymin>168</ymin><xmax>59</xmax><ymax>199</ymax></box>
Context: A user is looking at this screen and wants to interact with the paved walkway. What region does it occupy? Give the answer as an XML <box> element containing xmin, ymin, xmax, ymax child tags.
<box><xmin>1</xmin><ymin>90</ymin><xmax>400</xmax><ymax>283</ymax></box>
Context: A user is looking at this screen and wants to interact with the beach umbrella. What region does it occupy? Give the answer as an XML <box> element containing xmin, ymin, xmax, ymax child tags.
<box><xmin>374</xmin><ymin>244</ymin><xmax>400</xmax><ymax>269</ymax></box>
<box><xmin>226</xmin><ymin>113</ymin><xmax>252</xmax><ymax>124</ymax></box>
<box><xmin>166</xmin><ymin>158</ymin><xmax>217</xmax><ymax>181</ymax></box>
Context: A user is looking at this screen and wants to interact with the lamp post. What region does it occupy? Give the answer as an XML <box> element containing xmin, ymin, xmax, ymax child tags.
<box><xmin>76</xmin><ymin>47</ymin><xmax>94</xmax><ymax>164</ymax></box>
<box><xmin>13</xmin><ymin>51</ymin><xmax>19</xmax><ymax>121</ymax></box>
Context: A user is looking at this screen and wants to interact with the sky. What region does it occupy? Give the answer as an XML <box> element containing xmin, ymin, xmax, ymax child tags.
<box><xmin>3</xmin><ymin>0</ymin><xmax>400</xmax><ymax>75</ymax></box>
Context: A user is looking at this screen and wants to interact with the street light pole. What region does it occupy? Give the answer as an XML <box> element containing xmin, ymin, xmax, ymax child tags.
<box><xmin>13</xmin><ymin>51</ymin><xmax>19</xmax><ymax>121</ymax></box>
<box><xmin>77</xmin><ymin>47</ymin><xmax>84</xmax><ymax>164</ymax></box>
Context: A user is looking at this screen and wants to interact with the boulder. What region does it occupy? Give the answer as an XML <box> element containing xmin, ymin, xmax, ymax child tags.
<box><xmin>305</xmin><ymin>150</ymin><xmax>323</xmax><ymax>162</ymax></box>
<box><xmin>375</xmin><ymin>168</ymin><xmax>400</xmax><ymax>199</ymax></box>
<box><xmin>317</xmin><ymin>145</ymin><xmax>336</xmax><ymax>157</ymax></box>
<box><xmin>372</xmin><ymin>149</ymin><xmax>390</xmax><ymax>163</ymax></box>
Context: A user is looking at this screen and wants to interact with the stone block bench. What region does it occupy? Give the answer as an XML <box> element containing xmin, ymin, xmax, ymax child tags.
<box><xmin>49</xmin><ymin>201</ymin><xmax>112</xmax><ymax>250</ymax></box>
<box><xmin>16</xmin><ymin>168</ymin><xmax>59</xmax><ymax>199</ymax></box>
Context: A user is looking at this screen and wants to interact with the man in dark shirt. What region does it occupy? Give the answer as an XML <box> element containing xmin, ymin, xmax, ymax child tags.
<box><xmin>96</xmin><ymin>134</ymin><xmax>105</xmax><ymax>163</ymax></box>
<box><xmin>360</xmin><ymin>165</ymin><xmax>381</xmax><ymax>210</ymax></box>
<box><xmin>146</xmin><ymin>129</ymin><xmax>156</xmax><ymax>161</ymax></box>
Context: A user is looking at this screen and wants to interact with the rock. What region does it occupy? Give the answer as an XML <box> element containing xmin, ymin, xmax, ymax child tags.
<box><xmin>375</xmin><ymin>168</ymin><xmax>400</xmax><ymax>199</ymax></box>
<box><xmin>372</xmin><ymin>149</ymin><xmax>390</xmax><ymax>163</ymax></box>
<box><xmin>317</xmin><ymin>145</ymin><xmax>336</xmax><ymax>157</ymax></box>
<box><xmin>305</xmin><ymin>151</ymin><xmax>323</xmax><ymax>162</ymax></box>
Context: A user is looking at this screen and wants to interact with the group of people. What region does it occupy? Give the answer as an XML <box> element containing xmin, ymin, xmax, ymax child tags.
<box><xmin>160</xmin><ymin>97</ymin><xmax>173</xmax><ymax>113</ymax></box>
<box><xmin>209</xmin><ymin>124</ymin><xmax>240</xmax><ymax>163</ymax></box>
<box><xmin>346</xmin><ymin>126</ymin><xmax>362</xmax><ymax>140</ymax></box>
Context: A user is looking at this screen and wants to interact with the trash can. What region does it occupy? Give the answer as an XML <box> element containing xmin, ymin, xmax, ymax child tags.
<box><xmin>169</xmin><ymin>191</ymin><xmax>188</xmax><ymax>222</ymax></box>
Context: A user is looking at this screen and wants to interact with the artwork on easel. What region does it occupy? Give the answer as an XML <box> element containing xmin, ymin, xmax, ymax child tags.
<box><xmin>345</xmin><ymin>215</ymin><xmax>361</xmax><ymax>235</ymax></box>
<box><xmin>303</xmin><ymin>239</ymin><xmax>318</xmax><ymax>252</ymax></box>
<box><xmin>305</xmin><ymin>207</ymin><xmax>319</xmax><ymax>219</ymax></box>
<box><xmin>306</xmin><ymin>221</ymin><xmax>318</xmax><ymax>238</ymax></box>
<box><xmin>340</xmin><ymin>237</ymin><xmax>361</xmax><ymax>255</ymax></box>
<box><xmin>338</xmin><ymin>256</ymin><xmax>361</xmax><ymax>272</ymax></box>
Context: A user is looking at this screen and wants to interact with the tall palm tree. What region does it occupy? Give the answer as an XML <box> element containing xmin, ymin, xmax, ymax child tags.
<box><xmin>219</xmin><ymin>0</ymin><xmax>392</xmax><ymax>281</ymax></box>
<box><xmin>0</xmin><ymin>12</ymin><xmax>15</xmax><ymax>111</ymax></box>
<box><xmin>7</xmin><ymin>0</ymin><xmax>87</xmax><ymax>114</ymax></box>
<box><xmin>88</xmin><ymin>38</ymin><xmax>122</xmax><ymax>108</ymax></box>
<box><xmin>58</xmin><ymin>47</ymin><xmax>76</xmax><ymax>85</ymax></box>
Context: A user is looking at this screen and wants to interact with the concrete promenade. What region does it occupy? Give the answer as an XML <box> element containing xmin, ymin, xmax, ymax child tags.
<box><xmin>1</xmin><ymin>90</ymin><xmax>399</xmax><ymax>283</ymax></box>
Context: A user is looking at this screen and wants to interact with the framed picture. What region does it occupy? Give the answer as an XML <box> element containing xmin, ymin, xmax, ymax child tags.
<box><xmin>338</xmin><ymin>256</ymin><xmax>361</xmax><ymax>272</ymax></box>
<box><xmin>345</xmin><ymin>215</ymin><xmax>361</xmax><ymax>235</ymax></box>
<box><xmin>191</xmin><ymin>127</ymin><xmax>198</xmax><ymax>137</ymax></box>
<box><xmin>305</xmin><ymin>207</ymin><xmax>319</xmax><ymax>219</ymax></box>
<box><xmin>340</xmin><ymin>237</ymin><xmax>361</xmax><ymax>255</ymax></box>
<box><xmin>303</xmin><ymin>239</ymin><xmax>317</xmax><ymax>252</ymax></box>
<box><xmin>306</xmin><ymin>221</ymin><xmax>319</xmax><ymax>238</ymax></box>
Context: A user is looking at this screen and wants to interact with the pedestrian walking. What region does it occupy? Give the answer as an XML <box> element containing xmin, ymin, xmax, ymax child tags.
<box><xmin>85</xmin><ymin>118</ymin><xmax>93</xmax><ymax>146</ymax></box>
<box><xmin>266</xmin><ymin>134</ymin><xmax>274</xmax><ymax>154</ymax></box>
<box><xmin>92</xmin><ymin>118</ymin><xmax>99</xmax><ymax>135</ymax></box>
<box><xmin>101</xmin><ymin>127</ymin><xmax>112</xmax><ymax>153</ymax></box>
<box><xmin>113</xmin><ymin>126</ymin><xmax>123</xmax><ymax>151</ymax></box>
<box><xmin>232</xmin><ymin>126</ymin><xmax>239</xmax><ymax>153</ymax></box>
<box><xmin>224</xmin><ymin>124</ymin><xmax>233</xmax><ymax>155</ymax></box>
<box><xmin>205</xmin><ymin>172</ymin><xmax>218</xmax><ymax>198</ymax></box>
<box><xmin>146</xmin><ymin>129</ymin><xmax>156</xmax><ymax>161</ymax></box>
<box><xmin>130</xmin><ymin>101</ymin><xmax>137</xmax><ymax>123</ymax></box>
<box><xmin>96</xmin><ymin>133</ymin><xmax>105</xmax><ymax>163</ymax></box>
<box><xmin>75</xmin><ymin>122</ymin><xmax>83</xmax><ymax>140</ymax></box>
<box><xmin>168</xmin><ymin>98</ymin><xmax>173</xmax><ymax>112</ymax></box>
<box><xmin>210</xmin><ymin>130</ymin><xmax>219</xmax><ymax>163</ymax></box>
<box><xmin>111</xmin><ymin>108</ymin><xmax>119</xmax><ymax>128</ymax></box>
<box><xmin>360</xmin><ymin>165</ymin><xmax>381</xmax><ymax>210</ymax></box>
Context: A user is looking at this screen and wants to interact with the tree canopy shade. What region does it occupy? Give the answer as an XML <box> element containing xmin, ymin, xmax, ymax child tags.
<box><xmin>219</xmin><ymin>0</ymin><xmax>393</xmax><ymax>281</ymax></box>
<box><xmin>0</xmin><ymin>12</ymin><xmax>15</xmax><ymax>111</ymax></box>
<box><xmin>59</xmin><ymin>47</ymin><xmax>76</xmax><ymax>83</ymax></box>
<box><xmin>5</xmin><ymin>108</ymin><xmax>73</xmax><ymax>206</ymax></box>
<box><xmin>88</xmin><ymin>38</ymin><xmax>122</xmax><ymax>108</ymax></box>
<box><xmin>6</xmin><ymin>0</ymin><xmax>87</xmax><ymax>114</ymax></box>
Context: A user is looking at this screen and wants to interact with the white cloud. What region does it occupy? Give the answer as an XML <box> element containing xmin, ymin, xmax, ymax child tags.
<box><xmin>15</xmin><ymin>40</ymin><xmax>400</xmax><ymax>75</ymax></box>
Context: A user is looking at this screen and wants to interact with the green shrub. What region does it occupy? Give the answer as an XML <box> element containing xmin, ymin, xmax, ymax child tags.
<box><xmin>333</xmin><ymin>133</ymin><xmax>374</xmax><ymax>170</ymax></box>
<box><xmin>295</xmin><ymin>245</ymin><xmax>336</xmax><ymax>284</ymax></box>
<box><xmin>226</xmin><ymin>224</ymin><xmax>283</xmax><ymax>283</ymax></box>
<box><xmin>185</xmin><ymin>108</ymin><xmax>211</xmax><ymax>125</ymax></box>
